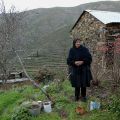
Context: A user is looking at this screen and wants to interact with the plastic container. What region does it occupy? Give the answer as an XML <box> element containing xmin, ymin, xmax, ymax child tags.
<box><xmin>90</xmin><ymin>101</ymin><xmax>100</xmax><ymax>111</ymax></box>
<box><xmin>43</xmin><ymin>101</ymin><xmax>52</xmax><ymax>113</ymax></box>
<box><xmin>90</xmin><ymin>101</ymin><xmax>94</xmax><ymax>111</ymax></box>
<box><xmin>94</xmin><ymin>101</ymin><xmax>100</xmax><ymax>109</ymax></box>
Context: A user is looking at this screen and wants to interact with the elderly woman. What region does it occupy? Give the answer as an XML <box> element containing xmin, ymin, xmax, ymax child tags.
<box><xmin>67</xmin><ymin>39</ymin><xmax>92</xmax><ymax>102</ymax></box>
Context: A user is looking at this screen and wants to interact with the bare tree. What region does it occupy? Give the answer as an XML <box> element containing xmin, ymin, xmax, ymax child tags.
<box><xmin>0</xmin><ymin>0</ymin><xmax>24</xmax><ymax>83</ymax></box>
<box><xmin>90</xmin><ymin>41</ymin><xmax>111</xmax><ymax>86</ymax></box>
<box><xmin>111</xmin><ymin>37</ymin><xmax>120</xmax><ymax>91</ymax></box>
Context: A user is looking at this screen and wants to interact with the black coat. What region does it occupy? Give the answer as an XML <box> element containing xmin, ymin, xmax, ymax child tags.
<box><xmin>67</xmin><ymin>45</ymin><xmax>93</xmax><ymax>87</ymax></box>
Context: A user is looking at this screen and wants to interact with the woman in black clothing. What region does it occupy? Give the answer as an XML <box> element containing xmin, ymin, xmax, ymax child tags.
<box><xmin>67</xmin><ymin>39</ymin><xmax>93</xmax><ymax>101</ymax></box>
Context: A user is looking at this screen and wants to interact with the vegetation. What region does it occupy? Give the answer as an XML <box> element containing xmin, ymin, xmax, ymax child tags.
<box><xmin>0</xmin><ymin>1</ymin><xmax>120</xmax><ymax>120</ymax></box>
<box><xmin>107</xmin><ymin>96</ymin><xmax>120</xmax><ymax>119</ymax></box>
<box><xmin>0</xmin><ymin>79</ymin><xmax>120</xmax><ymax>120</ymax></box>
<box><xmin>34</xmin><ymin>68</ymin><xmax>55</xmax><ymax>84</ymax></box>
<box><xmin>12</xmin><ymin>107</ymin><xmax>31</xmax><ymax>120</ymax></box>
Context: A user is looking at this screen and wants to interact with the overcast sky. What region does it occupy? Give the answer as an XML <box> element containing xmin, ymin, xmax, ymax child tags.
<box><xmin>2</xmin><ymin>0</ymin><xmax>119</xmax><ymax>11</ymax></box>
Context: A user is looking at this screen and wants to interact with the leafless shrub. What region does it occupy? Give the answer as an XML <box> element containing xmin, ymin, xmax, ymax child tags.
<box><xmin>0</xmin><ymin>0</ymin><xmax>24</xmax><ymax>84</ymax></box>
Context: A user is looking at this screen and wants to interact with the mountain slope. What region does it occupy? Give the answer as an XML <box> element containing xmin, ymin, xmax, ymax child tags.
<box><xmin>14</xmin><ymin>1</ymin><xmax>120</xmax><ymax>70</ymax></box>
<box><xmin>21</xmin><ymin>1</ymin><xmax>120</xmax><ymax>51</ymax></box>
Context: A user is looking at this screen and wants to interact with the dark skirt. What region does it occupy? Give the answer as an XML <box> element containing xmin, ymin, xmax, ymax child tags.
<box><xmin>69</xmin><ymin>66</ymin><xmax>92</xmax><ymax>88</ymax></box>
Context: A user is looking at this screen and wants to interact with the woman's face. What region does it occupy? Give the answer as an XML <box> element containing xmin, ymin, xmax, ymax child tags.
<box><xmin>75</xmin><ymin>40</ymin><xmax>81</xmax><ymax>48</ymax></box>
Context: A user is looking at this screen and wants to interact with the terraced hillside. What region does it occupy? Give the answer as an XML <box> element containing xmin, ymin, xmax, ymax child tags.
<box><xmin>11</xmin><ymin>1</ymin><xmax>120</xmax><ymax>75</ymax></box>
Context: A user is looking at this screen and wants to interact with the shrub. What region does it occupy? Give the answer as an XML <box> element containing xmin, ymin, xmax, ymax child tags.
<box><xmin>11</xmin><ymin>106</ymin><xmax>31</xmax><ymax>120</ymax></box>
<box><xmin>34</xmin><ymin>68</ymin><xmax>55</xmax><ymax>84</ymax></box>
<box><xmin>107</xmin><ymin>96</ymin><xmax>120</xmax><ymax>119</ymax></box>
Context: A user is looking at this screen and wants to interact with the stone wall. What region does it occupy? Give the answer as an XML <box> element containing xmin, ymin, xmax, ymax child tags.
<box><xmin>71</xmin><ymin>11</ymin><xmax>106</xmax><ymax>54</ymax></box>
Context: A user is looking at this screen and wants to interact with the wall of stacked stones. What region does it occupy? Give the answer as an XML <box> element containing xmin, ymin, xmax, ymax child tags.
<box><xmin>106</xmin><ymin>24</ymin><xmax>120</xmax><ymax>42</ymax></box>
<box><xmin>71</xmin><ymin>11</ymin><xmax>106</xmax><ymax>53</ymax></box>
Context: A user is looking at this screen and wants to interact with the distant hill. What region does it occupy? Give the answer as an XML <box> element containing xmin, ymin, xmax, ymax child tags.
<box><xmin>21</xmin><ymin>1</ymin><xmax>120</xmax><ymax>53</ymax></box>
<box><xmin>14</xmin><ymin>1</ymin><xmax>120</xmax><ymax>71</ymax></box>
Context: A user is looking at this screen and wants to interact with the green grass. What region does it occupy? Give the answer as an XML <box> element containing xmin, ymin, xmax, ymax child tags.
<box><xmin>0</xmin><ymin>91</ymin><xmax>22</xmax><ymax>113</ymax></box>
<box><xmin>0</xmin><ymin>80</ymin><xmax>119</xmax><ymax>120</ymax></box>
<box><xmin>0</xmin><ymin>90</ymin><xmax>23</xmax><ymax>120</ymax></box>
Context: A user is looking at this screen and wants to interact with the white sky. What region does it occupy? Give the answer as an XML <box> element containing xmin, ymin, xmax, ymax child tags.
<box><xmin>2</xmin><ymin>0</ymin><xmax>119</xmax><ymax>11</ymax></box>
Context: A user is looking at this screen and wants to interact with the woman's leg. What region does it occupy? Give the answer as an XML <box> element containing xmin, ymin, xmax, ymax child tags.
<box><xmin>81</xmin><ymin>87</ymin><xmax>87</xmax><ymax>101</ymax></box>
<box><xmin>75</xmin><ymin>87</ymin><xmax>80</xmax><ymax>101</ymax></box>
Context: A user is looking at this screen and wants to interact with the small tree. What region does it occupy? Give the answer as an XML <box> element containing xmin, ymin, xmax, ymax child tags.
<box><xmin>91</xmin><ymin>42</ymin><xmax>108</xmax><ymax>86</ymax></box>
<box><xmin>111</xmin><ymin>37</ymin><xmax>120</xmax><ymax>91</ymax></box>
<box><xmin>34</xmin><ymin>68</ymin><xmax>55</xmax><ymax>84</ymax></box>
<box><xmin>0</xmin><ymin>0</ymin><xmax>24</xmax><ymax>83</ymax></box>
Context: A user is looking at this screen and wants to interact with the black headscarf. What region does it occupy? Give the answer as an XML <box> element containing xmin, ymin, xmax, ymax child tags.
<box><xmin>73</xmin><ymin>38</ymin><xmax>81</xmax><ymax>48</ymax></box>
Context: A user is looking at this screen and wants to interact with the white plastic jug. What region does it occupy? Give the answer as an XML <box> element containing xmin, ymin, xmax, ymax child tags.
<box><xmin>90</xmin><ymin>101</ymin><xmax>94</xmax><ymax>111</ymax></box>
<box><xmin>43</xmin><ymin>101</ymin><xmax>52</xmax><ymax>113</ymax></box>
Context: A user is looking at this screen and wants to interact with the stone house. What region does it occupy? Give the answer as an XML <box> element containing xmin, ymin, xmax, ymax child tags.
<box><xmin>70</xmin><ymin>10</ymin><xmax>120</xmax><ymax>69</ymax></box>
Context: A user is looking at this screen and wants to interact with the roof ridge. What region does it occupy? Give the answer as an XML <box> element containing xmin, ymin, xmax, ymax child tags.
<box><xmin>85</xmin><ymin>9</ymin><xmax>120</xmax><ymax>14</ymax></box>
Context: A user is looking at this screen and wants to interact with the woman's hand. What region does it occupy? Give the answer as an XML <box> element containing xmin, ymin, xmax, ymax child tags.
<box><xmin>75</xmin><ymin>61</ymin><xmax>84</xmax><ymax>66</ymax></box>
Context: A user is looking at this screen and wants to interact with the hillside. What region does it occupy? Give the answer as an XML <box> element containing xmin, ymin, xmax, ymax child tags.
<box><xmin>13</xmin><ymin>1</ymin><xmax>120</xmax><ymax>71</ymax></box>
<box><xmin>0</xmin><ymin>1</ymin><xmax>120</xmax><ymax>119</ymax></box>
<box><xmin>21</xmin><ymin>1</ymin><xmax>120</xmax><ymax>51</ymax></box>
